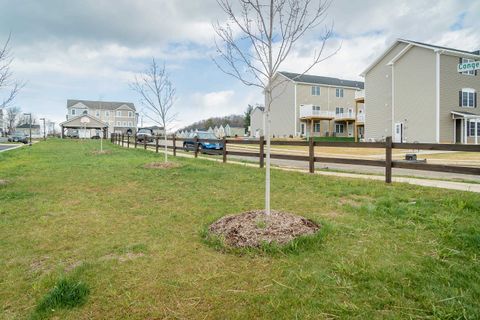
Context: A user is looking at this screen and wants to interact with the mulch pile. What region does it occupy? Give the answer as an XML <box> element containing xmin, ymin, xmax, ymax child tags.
<box><xmin>209</xmin><ymin>210</ymin><xmax>320</xmax><ymax>248</ymax></box>
<box><xmin>143</xmin><ymin>162</ymin><xmax>180</xmax><ymax>169</ymax></box>
<box><xmin>91</xmin><ymin>150</ymin><xmax>112</xmax><ymax>155</ymax></box>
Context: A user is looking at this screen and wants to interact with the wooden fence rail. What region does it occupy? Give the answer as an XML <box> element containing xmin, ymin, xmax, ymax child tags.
<box><xmin>111</xmin><ymin>133</ymin><xmax>480</xmax><ymax>183</ymax></box>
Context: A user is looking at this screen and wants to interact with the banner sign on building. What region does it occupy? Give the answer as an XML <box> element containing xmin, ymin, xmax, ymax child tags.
<box><xmin>458</xmin><ymin>60</ymin><xmax>480</xmax><ymax>73</ymax></box>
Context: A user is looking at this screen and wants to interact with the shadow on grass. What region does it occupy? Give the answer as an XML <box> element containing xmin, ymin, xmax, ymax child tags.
<box><xmin>200</xmin><ymin>215</ymin><xmax>331</xmax><ymax>256</ymax></box>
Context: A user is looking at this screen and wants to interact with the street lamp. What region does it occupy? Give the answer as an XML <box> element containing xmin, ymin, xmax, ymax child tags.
<box><xmin>39</xmin><ymin>118</ymin><xmax>46</xmax><ymax>141</ymax></box>
<box><xmin>23</xmin><ymin>113</ymin><xmax>32</xmax><ymax>146</ymax></box>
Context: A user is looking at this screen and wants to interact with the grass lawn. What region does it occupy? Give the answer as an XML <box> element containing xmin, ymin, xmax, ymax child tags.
<box><xmin>1</xmin><ymin>139</ymin><xmax>479</xmax><ymax>319</ymax></box>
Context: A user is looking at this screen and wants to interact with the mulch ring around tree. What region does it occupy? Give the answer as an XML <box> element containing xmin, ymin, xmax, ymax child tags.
<box><xmin>209</xmin><ymin>210</ymin><xmax>320</xmax><ymax>248</ymax></box>
<box><xmin>91</xmin><ymin>150</ymin><xmax>112</xmax><ymax>155</ymax></box>
<box><xmin>143</xmin><ymin>162</ymin><xmax>181</xmax><ymax>169</ymax></box>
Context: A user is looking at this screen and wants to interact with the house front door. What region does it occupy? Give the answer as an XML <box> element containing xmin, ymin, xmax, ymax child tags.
<box><xmin>455</xmin><ymin>119</ymin><xmax>462</xmax><ymax>143</ymax></box>
<box><xmin>394</xmin><ymin>122</ymin><xmax>403</xmax><ymax>143</ymax></box>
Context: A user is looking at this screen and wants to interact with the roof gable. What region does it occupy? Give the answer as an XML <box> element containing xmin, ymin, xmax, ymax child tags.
<box><xmin>59</xmin><ymin>114</ymin><xmax>108</xmax><ymax>128</ymax></box>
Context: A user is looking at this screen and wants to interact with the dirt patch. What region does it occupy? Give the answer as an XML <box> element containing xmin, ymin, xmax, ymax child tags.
<box><xmin>209</xmin><ymin>210</ymin><xmax>320</xmax><ymax>248</ymax></box>
<box><xmin>0</xmin><ymin>179</ymin><xmax>8</xmax><ymax>186</ymax></box>
<box><xmin>143</xmin><ymin>162</ymin><xmax>180</xmax><ymax>169</ymax></box>
<box><xmin>100</xmin><ymin>252</ymin><xmax>145</xmax><ymax>262</ymax></box>
<box><xmin>91</xmin><ymin>150</ymin><xmax>112</xmax><ymax>155</ymax></box>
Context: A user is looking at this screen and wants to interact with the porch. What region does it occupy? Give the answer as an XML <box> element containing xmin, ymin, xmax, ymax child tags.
<box><xmin>452</xmin><ymin>111</ymin><xmax>480</xmax><ymax>144</ymax></box>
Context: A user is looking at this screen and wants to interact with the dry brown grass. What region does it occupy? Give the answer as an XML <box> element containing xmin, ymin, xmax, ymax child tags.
<box><xmin>143</xmin><ymin>162</ymin><xmax>181</xmax><ymax>169</ymax></box>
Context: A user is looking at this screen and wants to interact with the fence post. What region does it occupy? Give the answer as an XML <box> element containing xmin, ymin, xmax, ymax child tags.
<box><xmin>385</xmin><ymin>136</ymin><xmax>392</xmax><ymax>183</ymax></box>
<box><xmin>134</xmin><ymin>134</ymin><xmax>138</xmax><ymax>148</ymax></box>
<box><xmin>173</xmin><ymin>134</ymin><xmax>177</xmax><ymax>157</ymax></box>
<box><xmin>194</xmin><ymin>136</ymin><xmax>199</xmax><ymax>158</ymax></box>
<box><xmin>117</xmin><ymin>133</ymin><xmax>120</xmax><ymax>145</ymax></box>
<box><xmin>111</xmin><ymin>133</ymin><xmax>114</xmax><ymax>143</ymax></box>
<box><xmin>121</xmin><ymin>134</ymin><xmax>124</xmax><ymax>147</ymax></box>
<box><xmin>309</xmin><ymin>137</ymin><xmax>315</xmax><ymax>173</ymax></box>
<box><xmin>127</xmin><ymin>135</ymin><xmax>130</xmax><ymax>148</ymax></box>
<box><xmin>259</xmin><ymin>136</ymin><xmax>264</xmax><ymax>168</ymax></box>
<box><xmin>155</xmin><ymin>136</ymin><xmax>159</xmax><ymax>153</ymax></box>
<box><xmin>144</xmin><ymin>136</ymin><xmax>147</xmax><ymax>150</ymax></box>
<box><xmin>222</xmin><ymin>137</ymin><xmax>227</xmax><ymax>163</ymax></box>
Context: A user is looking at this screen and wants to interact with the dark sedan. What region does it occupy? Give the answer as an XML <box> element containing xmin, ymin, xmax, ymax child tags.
<box><xmin>183</xmin><ymin>132</ymin><xmax>223</xmax><ymax>153</ymax></box>
<box><xmin>7</xmin><ymin>132</ymin><xmax>29</xmax><ymax>144</ymax></box>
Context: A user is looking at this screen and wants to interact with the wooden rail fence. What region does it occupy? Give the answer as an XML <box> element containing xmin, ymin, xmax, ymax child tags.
<box><xmin>111</xmin><ymin>133</ymin><xmax>480</xmax><ymax>183</ymax></box>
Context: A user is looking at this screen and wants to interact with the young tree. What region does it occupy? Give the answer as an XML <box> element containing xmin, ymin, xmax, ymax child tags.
<box><xmin>131</xmin><ymin>58</ymin><xmax>176</xmax><ymax>163</ymax></box>
<box><xmin>6</xmin><ymin>106</ymin><xmax>21</xmax><ymax>134</ymax></box>
<box><xmin>213</xmin><ymin>0</ymin><xmax>336</xmax><ymax>214</ymax></box>
<box><xmin>244</xmin><ymin>104</ymin><xmax>254</xmax><ymax>131</ymax></box>
<box><xmin>0</xmin><ymin>35</ymin><xmax>23</xmax><ymax>111</ymax></box>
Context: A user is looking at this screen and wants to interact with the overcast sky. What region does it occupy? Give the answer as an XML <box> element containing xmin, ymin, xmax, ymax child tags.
<box><xmin>1</xmin><ymin>0</ymin><xmax>479</xmax><ymax>130</ymax></box>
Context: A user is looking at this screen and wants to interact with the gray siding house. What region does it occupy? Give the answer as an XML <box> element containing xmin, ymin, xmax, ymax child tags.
<box><xmin>362</xmin><ymin>39</ymin><xmax>480</xmax><ymax>144</ymax></box>
<box><xmin>65</xmin><ymin>100</ymin><xmax>138</xmax><ymax>137</ymax></box>
<box><xmin>253</xmin><ymin>71</ymin><xmax>365</xmax><ymax>139</ymax></box>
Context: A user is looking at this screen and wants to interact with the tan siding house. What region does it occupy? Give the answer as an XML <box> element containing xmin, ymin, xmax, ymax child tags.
<box><xmin>254</xmin><ymin>72</ymin><xmax>364</xmax><ymax>139</ymax></box>
<box><xmin>362</xmin><ymin>39</ymin><xmax>480</xmax><ymax>144</ymax></box>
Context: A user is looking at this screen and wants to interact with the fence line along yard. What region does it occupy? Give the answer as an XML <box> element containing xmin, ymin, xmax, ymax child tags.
<box><xmin>111</xmin><ymin>133</ymin><xmax>480</xmax><ymax>183</ymax></box>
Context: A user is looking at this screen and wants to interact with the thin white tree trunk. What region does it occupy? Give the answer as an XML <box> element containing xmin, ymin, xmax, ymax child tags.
<box><xmin>164</xmin><ymin>133</ymin><xmax>168</xmax><ymax>163</ymax></box>
<box><xmin>265</xmin><ymin>110</ymin><xmax>271</xmax><ymax>215</ymax></box>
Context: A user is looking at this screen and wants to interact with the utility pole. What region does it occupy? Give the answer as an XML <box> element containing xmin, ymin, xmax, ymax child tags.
<box><xmin>24</xmin><ymin>113</ymin><xmax>32</xmax><ymax>146</ymax></box>
<box><xmin>40</xmin><ymin>117</ymin><xmax>46</xmax><ymax>140</ymax></box>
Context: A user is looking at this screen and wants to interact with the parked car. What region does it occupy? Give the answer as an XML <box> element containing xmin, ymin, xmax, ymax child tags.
<box><xmin>136</xmin><ymin>128</ymin><xmax>154</xmax><ymax>143</ymax></box>
<box><xmin>7</xmin><ymin>132</ymin><xmax>29</xmax><ymax>144</ymax></box>
<box><xmin>183</xmin><ymin>131</ymin><xmax>223</xmax><ymax>153</ymax></box>
<box><xmin>67</xmin><ymin>130</ymin><xmax>79</xmax><ymax>139</ymax></box>
<box><xmin>91</xmin><ymin>135</ymin><xmax>101</xmax><ymax>139</ymax></box>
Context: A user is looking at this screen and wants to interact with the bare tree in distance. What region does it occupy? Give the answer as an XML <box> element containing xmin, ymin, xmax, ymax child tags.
<box><xmin>213</xmin><ymin>0</ymin><xmax>337</xmax><ymax>215</ymax></box>
<box><xmin>6</xmin><ymin>106</ymin><xmax>21</xmax><ymax>134</ymax></box>
<box><xmin>0</xmin><ymin>34</ymin><xmax>24</xmax><ymax>110</ymax></box>
<box><xmin>131</xmin><ymin>58</ymin><xmax>177</xmax><ymax>163</ymax></box>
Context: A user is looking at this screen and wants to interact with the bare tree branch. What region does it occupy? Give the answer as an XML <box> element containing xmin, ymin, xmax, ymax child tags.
<box><xmin>131</xmin><ymin>58</ymin><xmax>177</xmax><ymax>162</ymax></box>
<box><xmin>0</xmin><ymin>34</ymin><xmax>24</xmax><ymax>110</ymax></box>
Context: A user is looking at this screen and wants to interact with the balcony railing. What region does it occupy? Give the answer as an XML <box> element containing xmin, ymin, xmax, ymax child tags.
<box><xmin>335</xmin><ymin>112</ymin><xmax>356</xmax><ymax>120</ymax></box>
<box><xmin>355</xmin><ymin>89</ymin><xmax>365</xmax><ymax>100</ymax></box>
<box><xmin>357</xmin><ymin>114</ymin><xmax>365</xmax><ymax>122</ymax></box>
<box><xmin>299</xmin><ymin>105</ymin><xmax>335</xmax><ymax>118</ymax></box>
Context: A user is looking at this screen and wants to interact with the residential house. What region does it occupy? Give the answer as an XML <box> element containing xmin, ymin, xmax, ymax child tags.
<box><xmin>224</xmin><ymin>124</ymin><xmax>245</xmax><ymax>137</ymax></box>
<box><xmin>361</xmin><ymin>39</ymin><xmax>480</xmax><ymax>144</ymax></box>
<box><xmin>142</xmin><ymin>125</ymin><xmax>165</xmax><ymax>136</ymax></box>
<box><xmin>65</xmin><ymin>99</ymin><xmax>138</xmax><ymax>137</ymax></box>
<box><xmin>253</xmin><ymin>71</ymin><xmax>365</xmax><ymax>139</ymax></box>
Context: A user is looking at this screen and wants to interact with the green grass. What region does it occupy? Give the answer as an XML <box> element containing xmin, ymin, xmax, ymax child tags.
<box><xmin>306</xmin><ymin>136</ymin><xmax>355</xmax><ymax>142</ymax></box>
<box><xmin>33</xmin><ymin>278</ymin><xmax>89</xmax><ymax>319</ymax></box>
<box><xmin>1</xmin><ymin>139</ymin><xmax>480</xmax><ymax>319</ymax></box>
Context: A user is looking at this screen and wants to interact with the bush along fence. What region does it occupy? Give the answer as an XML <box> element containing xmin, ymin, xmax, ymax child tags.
<box><xmin>111</xmin><ymin>133</ymin><xmax>480</xmax><ymax>183</ymax></box>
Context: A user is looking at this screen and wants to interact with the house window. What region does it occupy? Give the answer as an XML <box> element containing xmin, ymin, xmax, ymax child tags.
<box><xmin>71</xmin><ymin>109</ymin><xmax>76</xmax><ymax>115</ymax></box>
<box><xmin>82</xmin><ymin>110</ymin><xmax>88</xmax><ymax>115</ymax></box>
<box><xmin>335</xmin><ymin>107</ymin><xmax>344</xmax><ymax>115</ymax></box>
<box><xmin>336</xmin><ymin>88</ymin><xmax>344</xmax><ymax>98</ymax></box>
<box><xmin>468</xmin><ymin>121</ymin><xmax>480</xmax><ymax>136</ymax></box>
<box><xmin>311</xmin><ymin>86</ymin><xmax>320</xmax><ymax>96</ymax></box>
<box><xmin>312</xmin><ymin>105</ymin><xmax>321</xmax><ymax>111</ymax></box>
<box><xmin>116</xmin><ymin>111</ymin><xmax>122</xmax><ymax>117</ymax></box>
<box><xmin>313</xmin><ymin>121</ymin><xmax>321</xmax><ymax>132</ymax></box>
<box><xmin>117</xmin><ymin>121</ymin><xmax>121</xmax><ymax>126</ymax></box>
<box><xmin>95</xmin><ymin>111</ymin><xmax>100</xmax><ymax>117</ymax></box>
<box><xmin>335</xmin><ymin>124</ymin><xmax>344</xmax><ymax>134</ymax></box>
<box><xmin>461</xmin><ymin>89</ymin><xmax>476</xmax><ymax>108</ymax></box>
<box><xmin>105</xmin><ymin>111</ymin><xmax>110</xmax><ymax>117</ymax></box>
<box><xmin>128</xmin><ymin>121</ymin><xmax>133</xmax><ymax>127</ymax></box>
<box><xmin>461</xmin><ymin>58</ymin><xmax>475</xmax><ymax>76</ymax></box>
<box><xmin>123</xmin><ymin>121</ymin><xmax>127</xmax><ymax>126</ymax></box>
<box><xmin>128</xmin><ymin>111</ymin><xmax>133</xmax><ymax>117</ymax></box>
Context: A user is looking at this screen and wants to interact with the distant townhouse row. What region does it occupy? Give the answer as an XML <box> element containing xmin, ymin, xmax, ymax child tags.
<box><xmin>252</xmin><ymin>39</ymin><xmax>480</xmax><ymax>144</ymax></box>
<box><xmin>177</xmin><ymin>124</ymin><xmax>245</xmax><ymax>139</ymax></box>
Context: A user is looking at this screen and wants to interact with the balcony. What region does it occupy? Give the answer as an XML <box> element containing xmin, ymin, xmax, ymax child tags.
<box><xmin>299</xmin><ymin>105</ymin><xmax>335</xmax><ymax>119</ymax></box>
<box><xmin>355</xmin><ymin>89</ymin><xmax>365</xmax><ymax>101</ymax></box>
<box><xmin>357</xmin><ymin>114</ymin><xmax>365</xmax><ymax>123</ymax></box>
<box><xmin>335</xmin><ymin>112</ymin><xmax>356</xmax><ymax>121</ymax></box>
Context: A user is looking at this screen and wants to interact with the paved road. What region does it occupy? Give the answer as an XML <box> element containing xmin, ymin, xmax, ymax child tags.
<box><xmin>0</xmin><ymin>144</ymin><xmax>22</xmax><ymax>152</ymax></box>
